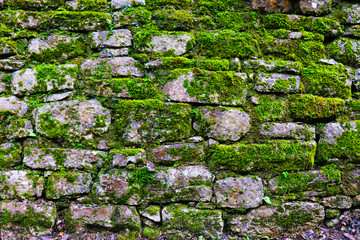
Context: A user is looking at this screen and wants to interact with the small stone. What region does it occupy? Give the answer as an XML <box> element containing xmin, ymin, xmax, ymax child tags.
<box><xmin>0</xmin><ymin>96</ymin><xmax>28</xmax><ymax>116</ymax></box>
<box><xmin>319</xmin><ymin>122</ymin><xmax>345</xmax><ymax>144</ymax></box>
<box><xmin>187</xmin><ymin>136</ymin><xmax>204</xmax><ymax>143</ymax></box>
<box><xmin>260</xmin><ymin>122</ymin><xmax>315</xmax><ymax>140</ymax></box>
<box><xmin>320</xmin><ymin>59</ymin><xmax>338</xmax><ymax>65</ymax></box>
<box><xmin>111</xmin><ymin>149</ymin><xmax>146</xmax><ymax>167</ymax></box>
<box><xmin>251</xmin><ymin>0</ymin><xmax>292</xmax><ymax>13</ymax></box>
<box><xmin>145</xmin><ymin>59</ymin><xmax>163</xmax><ymax>69</ymax></box>
<box><xmin>91</xmin><ymin>29</ymin><xmax>132</xmax><ymax>48</ymax></box>
<box><xmin>111</xmin><ymin>0</ymin><xmax>145</xmax><ymax>9</ymax></box>
<box><xmin>353</xmin><ymin>195</ymin><xmax>360</xmax><ymax>207</ymax></box>
<box><xmin>6</xmin><ymin>119</ymin><xmax>34</xmax><ymax>139</ymax></box>
<box><xmin>325</xmin><ymin>217</ymin><xmax>339</xmax><ymax>228</ymax></box>
<box><xmin>139</xmin><ymin>205</ymin><xmax>161</xmax><ymax>222</ymax></box>
<box><xmin>162</xmin><ymin>72</ymin><xmax>198</xmax><ymax>103</ymax></box>
<box><xmin>43</xmin><ymin>91</ymin><xmax>74</xmax><ymax>102</ymax></box>
<box><xmin>0</xmin><ymin>143</ymin><xmax>22</xmax><ymax>169</ymax></box>
<box><xmin>97</xmin><ymin>139</ymin><xmax>109</xmax><ymax>150</ymax></box>
<box><xmin>146</xmin><ymin>161</ymin><xmax>156</xmax><ymax>172</ymax></box>
<box><xmin>243</xmin><ymin>59</ymin><xmax>302</xmax><ymax>74</ymax></box>
<box><xmin>321</xmin><ymin>196</ymin><xmax>353</xmax><ymax>209</ymax></box>
<box><xmin>99</xmin><ymin>48</ymin><xmax>129</xmax><ymax>57</ymax></box>
<box><xmin>300</xmin><ymin>0</ymin><xmax>332</xmax><ymax>15</ymax></box>
<box><xmin>208</xmin><ymin>139</ymin><xmax>219</xmax><ymax>146</ymax></box>
<box><xmin>146</xmin><ymin>33</ymin><xmax>193</xmax><ymax>56</ymax></box>
<box><xmin>325</xmin><ymin>209</ymin><xmax>341</xmax><ymax>219</ymax></box>
<box><xmin>0</xmin><ymin>59</ymin><xmax>25</xmax><ymax>70</ymax></box>
<box><xmin>152</xmin><ymin>143</ymin><xmax>205</xmax><ymax>164</ymax></box>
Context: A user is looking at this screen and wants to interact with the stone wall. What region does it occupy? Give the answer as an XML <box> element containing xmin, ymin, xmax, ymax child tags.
<box><xmin>0</xmin><ymin>0</ymin><xmax>359</xmax><ymax>239</ymax></box>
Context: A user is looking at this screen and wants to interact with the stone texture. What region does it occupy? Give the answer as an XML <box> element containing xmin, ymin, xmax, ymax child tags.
<box><xmin>152</xmin><ymin>143</ymin><xmax>205</xmax><ymax>164</ymax></box>
<box><xmin>193</xmin><ymin>107</ymin><xmax>250</xmax><ymax>141</ymax></box>
<box><xmin>327</xmin><ymin>38</ymin><xmax>360</xmax><ymax>67</ymax></box>
<box><xmin>111</xmin><ymin>0</ymin><xmax>145</xmax><ymax>9</ymax></box>
<box><xmin>162</xmin><ymin>72</ymin><xmax>198</xmax><ymax>103</ymax></box>
<box><xmin>351</xmin><ymin>68</ymin><xmax>360</xmax><ymax>91</ymax></box>
<box><xmin>147</xmin><ymin>165</ymin><xmax>214</xmax><ymax>203</ymax></box>
<box><xmin>24</xmin><ymin>147</ymin><xmax>106</xmax><ymax>170</ymax></box>
<box><xmin>0</xmin><ymin>200</ymin><xmax>56</xmax><ymax>236</ymax></box>
<box><xmin>343</xmin><ymin>4</ymin><xmax>360</xmax><ymax>24</ymax></box>
<box><xmin>0</xmin><ymin>10</ymin><xmax>45</xmax><ymax>30</ymax></box>
<box><xmin>111</xmin><ymin>149</ymin><xmax>146</xmax><ymax>167</ymax></box>
<box><xmin>146</xmin><ymin>33</ymin><xmax>193</xmax><ymax>55</ymax></box>
<box><xmin>0</xmin><ymin>73</ymin><xmax>5</xmax><ymax>93</ymax></box>
<box><xmin>254</xmin><ymin>73</ymin><xmax>301</xmax><ymax>93</ymax></box>
<box><xmin>215</xmin><ymin>176</ymin><xmax>264</xmax><ymax>209</ymax></box>
<box><xmin>139</xmin><ymin>205</ymin><xmax>161</xmax><ymax>222</ymax></box>
<box><xmin>242</xmin><ymin>59</ymin><xmax>302</xmax><ymax>74</ymax></box>
<box><xmin>6</xmin><ymin>119</ymin><xmax>34</xmax><ymax>139</ymax></box>
<box><xmin>68</xmin><ymin>203</ymin><xmax>141</xmax><ymax>233</ymax></box>
<box><xmin>319</xmin><ymin>122</ymin><xmax>344</xmax><ymax>145</ymax></box>
<box><xmin>300</xmin><ymin>0</ymin><xmax>332</xmax><ymax>15</ymax></box>
<box><xmin>81</xmin><ymin>57</ymin><xmax>143</xmax><ymax>77</ymax></box>
<box><xmin>91</xmin><ymin>29</ymin><xmax>132</xmax><ymax>48</ymax></box>
<box><xmin>230</xmin><ymin>202</ymin><xmax>325</xmax><ymax>238</ymax></box>
<box><xmin>100</xmin><ymin>48</ymin><xmax>129</xmax><ymax>57</ymax></box>
<box><xmin>46</xmin><ymin>172</ymin><xmax>92</xmax><ymax>199</ymax></box>
<box><xmin>344</xmin><ymin>25</ymin><xmax>360</xmax><ymax>39</ymax></box>
<box><xmin>0</xmin><ymin>143</ymin><xmax>22</xmax><ymax>169</ymax></box>
<box><xmin>0</xmin><ymin>170</ymin><xmax>44</xmax><ymax>199</ymax></box>
<box><xmin>43</xmin><ymin>91</ymin><xmax>73</xmax><ymax>102</ymax></box>
<box><xmin>162</xmin><ymin>204</ymin><xmax>223</xmax><ymax>239</ymax></box>
<box><xmin>0</xmin><ymin>38</ymin><xmax>17</xmax><ymax>56</ymax></box>
<box><xmin>321</xmin><ymin>196</ymin><xmax>353</xmax><ymax>209</ymax></box>
<box><xmin>33</xmin><ymin>100</ymin><xmax>111</xmax><ymax>142</ymax></box>
<box><xmin>251</xmin><ymin>0</ymin><xmax>292</xmax><ymax>13</ymax></box>
<box><xmin>0</xmin><ymin>96</ymin><xmax>28</xmax><ymax>116</ymax></box>
<box><xmin>260</xmin><ymin>122</ymin><xmax>316</xmax><ymax>140</ymax></box>
<box><xmin>11</xmin><ymin>64</ymin><xmax>77</xmax><ymax>96</ymax></box>
<box><xmin>0</xmin><ymin>59</ymin><xmax>25</xmax><ymax>70</ymax></box>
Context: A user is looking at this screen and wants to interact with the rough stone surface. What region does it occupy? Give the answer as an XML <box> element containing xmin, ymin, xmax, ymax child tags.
<box><xmin>260</xmin><ymin>122</ymin><xmax>316</xmax><ymax>140</ymax></box>
<box><xmin>46</xmin><ymin>172</ymin><xmax>92</xmax><ymax>199</ymax></box>
<box><xmin>319</xmin><ymin>122</ymin><xmax>345</xmax><ymax>144</ymax></box>
<box><xmin>11</xmin><ymin>64</ymin><xmax>77</xmax><ymax>95</ymax></box>
<box><xmin>0</xmin><ymin>96</ymin><xmax>28</xmax><ymax>116</ymax></box>
<box><xmin>68</xmin><ymin>203</ymin><xmax>141</xmax><ymax>233</ymax></box>
<box><xmin>33</xmin><ymin>100</ymin><xmax>111</xmax><ymax>141</ymax></box>
<box><xmin>28</xmin><ymin>35</ymin><xmax>79</xmax><ymax>57</ymax></box>
<box><xmin>111</xmin><ymin>149</ymin><xmax>146</xmax><ymax>167</ymax></box>
<box><xmin>162</xmin><ymin>204</ymin><xmax>224</xmax><ymax>239</ymax></box>
<box><xmin>24</xmin><ymin>147</ymin><xmax>106</xmax><ymax>170</ymax></box>
<box><xmin>147</xmin><ymin>34</ymin><xmax>193</xmax><ymax>55</ymax></box>
<box><xmin>251</xmin><ymin>0</ymin><xmax>292</xmax><ymax>13</ymax></box>
<box><xmin>91</xmin><ymin>29</ymin><xmax>132</xmax><ymax>48</ymax></box>
<box><xmin>0</xmin><ymin>73</ymin><xmax>5</xmax><ymax>93</ymax></box>
<box><xmin>0</xmin><ymin>170</ymin><xmax>44</xmax><ymax>199</ymax></box>
<box><xmin>152</xmin><ymin>143</ymin><xmax>205</xmax><ymax>164</ymax></box>
<box><xmin>81</xmin><ymin>57</ymin><xmax>143</xmax><ymax>77</ymax></box>
<box><xmin>193</xmin><ymin>107</ymin><xmax>250</xmax><ymax>141</ymax></box>
<box><xmin>43</xmin><ymin>91</ymin><xmax>73</xmax><ymax>102</ymax></box>
<box><xmin>300</xmin><ymin>0</ymin><xmax>332</xmax><ymax>15</ymax></box>
<box><xmin>215</xmin><ymin>176</ymin><xmax>264</xmax><ymax>209</ymax></box>
<box><xmin>162</xmin><ymin>72</ymin><xmax>198</xmax><ymax>103</ymax></box>
<box><xmin>111</xmin><ymin>0</ymin><xmax>145</xmax><ymax>9</ymax></box>
<box><xmin>343</xmin><ymin>4</ymin><xmax>360</xmax><ymax>24</ymax></box>
<box><xmin>321</xmin><ymin>196</ymin><xmax>353</xmax><ymax>209</ymax></box>
<box><xmin>6</xmin><ymin>119</ymin><xmax>34</xmax><ymax>139</ymax></box>
<box><xmin>0</xmin><ymin>59</ymin><xmax>25</xmax><ymax>70</ymax></box>
<box><xmin>0</xmin><ymin>143</ymin><xmax>22</xmax><ymax>169</ymax></box>
<box><xmin>0</xmin><ymin>200</ymin><xmax>56</xmax><ymax>236</ymax></box>
<box><xmin>254</xmin><ymin>73</ymin><xmax>301</xmax><ymax>93</ymax></box>
<box><xmin>139</xmin><ymin>205</ymin><xmax>161</xmax><ymax>222</ymax></box>
<box><xmin>327</xmin><ymin>38</ymin><xmax>360</xmax><ymax>67</ymax></box>
<box><xmin>230</xmin><ymin>202</ymin><xmax>325</xmax><ymax>238</ymax></box>
<box><xmin>100</xmin><ymin>48</ymin><xmax>129</xmax><ymax>57</ymax></box>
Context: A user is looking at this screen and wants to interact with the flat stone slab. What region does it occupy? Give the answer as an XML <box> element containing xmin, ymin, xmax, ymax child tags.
<box><xmin>91</xmin><ymin>29</ymin><xmax>132</xmax><ymax>48</ymax></box>
<box><xmin>260</xmin><ymin>122</ymin><xmax>316</xmax><ymax>140</ymax></box>
<box><xmin>0</xmin><ymin>96</ymin><xmax>28</xmax><ymax>116</ymax></box>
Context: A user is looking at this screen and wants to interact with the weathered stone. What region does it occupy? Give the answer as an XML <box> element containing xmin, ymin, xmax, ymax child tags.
<box><xmin>0</xmin><ymin>170</ymin><xmax>44</xmax><ymax>199</ymax></box>
<box><xmin>28</xmin><ymin>35</ymin><xmax>88</xmax><ymax>62</ymax></box>
<box><xmin>193</xmin><ymin>107</ymin><xmax>250</xmax><ymax>141</ymax></box>
<box><xmin>152</xmin><ymin>143</ymin><xmax>205</xmax><ymax>164</ymax></box>
<box><xmin>6</xmin><ymin>119</ymin><xmax>34</xmax><ymax>139</ymax></box>
<box><xmin>0</xmin><ymin>96</ymin><xmax>28</xmax><ymax>116</ymax></box>
<box><xmin>0</xmin><ymin>200</ymin><xmax>56</xmax><ymax>236</ymax></box>
<box><xmin>93</xmin><ymin>170</ymin><xmax>140</xmax><ymax>205</ymax></box>
<box><xmin>115</xmin><ymin>100</ymin><xmax>192</xmax><ymax>144</ymax></box>
<box><xmin>162</xmin><ymin>204</ymin><xmax>223</xmax><ymax>239</ymax></box>
<box><xmin>327</xmin><ymin>38</ymin><xmax>360</xmax><ymax>67</ymax></box>
<box><xmin>100</xmin><ymin>48</ymin><xmax>129</xmax><ymax>57</ymax></box>
<box><xmin>147</xmin><ymin>165</ymin><xmax>214</xmax><ymax>203</ymax></box>
<box><xmin>215</xmin><ymin>176</ymin><xmax>264</xmax><ymax>209</ymax></box>
<box><xmin>210</xmin><ymin>140</ymin><xmax>316</xmax><ymax>173</ymax></box>
<box><xmin>342</xmin><ymin>168</ymin><xmax>360</xmax><ymax>196</ymax></box>
<box><xmin>351</xmin><ymin>68</ymin><xmax>360</xmax><ymax>91</ymax></box>
<box><xmin>343</xmin><ymin>4</ymin><xmax>360</xmax><ymax>24</ymax></box>
<box><xmin>255</xmin><ymin>73</ymin><xmax>301</xmax><ymax>93</ymax></box>
<box><xmin>0</xmin><ymin>143</ymin><xmax>22</xmax><ymax>169</ymax></box>
<box><xmin>8</xmin><ymin>0</ymin><xmax>62</xmax><ymax>9</ymax></box>
<box><xmin>0</xmin><ymin>10</ymin><xmax>46</xmax><ymax>30</ymax></box>
<box><xmin>353</xmin><ymin>195</ymin><xmax>360</xmax><ymax>207</ymax></box>
<box><xmin>300</xmin><ymin>0</ymin><xmax>332</xmax><ymax>15</ymax></box>
<box><xmin>0</xmin><ymin>38</ymin><xmax>17</xmax><ymax>56</ymax></box>
<box><xmin>242</xmin><ymin>59</ymin><xmax>302</xmax><ymax>74</ymax></box>
<box><xmin>260</xmin><ymin>122</ymin><xmax>315</xmax><ymax>140</ymax></box>
<box><xmin>43</xmin><ymin>91</ymin><xmax>73</xmax><ymax>102</ymax></box>
<box><xmin>68</xmin><ymin>203</ymin><xmax>141</xmax><ymax>233</ymax></box>
<box><xmin>65</xmin><ymin>0</ymin><xmax>109</xmax><ymax>11</ymax></box>
<box><xmin>33</xmin><ymin>100</ymin><xmax>111</xmax><ymax>142</ymax></box>
<box><xmin>111</xmin><ymin>148</ymin><xmax>146</xmax><ymax>167</ymax></box>
<box><xmin>251</xmin><ymin>0</ymin><xmax>292</xmax><ymax>13</ymax></box>
<box><xmin>320</xmin><ymin>59</ymin><xmax>338</xmax><ymax>65</ymax></box>
<box><xmin>162</xmin><ymin>72</ymin><xmax>198</xmax><ymax>103</ymax></box>
<box><xmin>321</xmin><ymin>196</ymin><xmax>353</xmax><ymax>209</ymax></box>
<box><xmin>0</xmin><ymin>59</ymin><xmax>25</xmax><ymax>70</ymax></box>
<box><xmin>0</xmin><ymin>73</ymin><xmax>5</xmax><ymax>93</ymax></box>
<box><xmin>319</xmin><ymin>122</ymin><xmax>344</xmax><ymax>145</ymax></box>
<box><xmin>91</xmin><ymin>29</ymin><xmax>132</xmax><ymax>48</ymax></box>
<box><xmin>46</xmin><ymin>172</ymin><xmax>92</xmax><ymax>199</ymax></box>
<box><xmin>11</xmin><ymin>64</ymin><xmax>77</xmax><ymax>96</ymax></box>
<box><xmin>230</xmin><ymin>202</ymin><xmax>325</xmax><ymax>238</ymax></box>
<box><xmin>325</xmin><ymin>209</ymin><xmax>341</xmax><ymax>219</ymax></box>
<box><xmin>344</xmin><ymin>25</ymin><xmax>360</xmax><ymax>39</ymax></box>
<box><xmin>81</xmin><ymin>57</ymin><xmax>143</xmax><ymax>77</ymax></box>
<box><xmin>187</xmin><ymin>136</ymin><xmax>204</xmax><ymax>143</ymax></box>
<box><xmin>111</xmin><ymin>0</ymin><xmax>145</xmax><ymax>9</ymax></box>
<box><xmin>139</xmin><ymin>205</ymin><xmax>161</xmax><ymax>222</ymax></box>
<box><xmin>24</xmin><ymin>147</ymin><xmax>106</xmax><ymax>170</ymax></box>
<box><xmin>146</xmin><ymin>33</ymin><xmax>193</xmax><ymax>55</ymax></box>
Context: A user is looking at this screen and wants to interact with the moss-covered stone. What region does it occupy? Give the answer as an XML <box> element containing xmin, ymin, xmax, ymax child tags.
<box><xmin>8</xmin><ymin>0</ymin><xmax>64</xmax><ymax>9</ymax></box>
<box><xmin>0</xmin><ymin>37</ymin><xmax>17</xmax><ymax>56</ymax></box>
<box><xmin>209</xmin><ymin>140</ymin><xmax>316</xmax><ymax>173</ymax></box>
<box><xmin>327</xmin><ymin>38</ymin><xmax>360</xmax><ymax>67</ymax></box>
<box><xmin>252</xmin><ymin>95</ymin><xmax>289</xmax><ymax>122</ymax></box>
<box><xmin>0</xmin><ymin>143</ymin><xmax>22</xmax><ymax>170</ymax></box>
<box><xmin>0</xmin><ymin>10</ymin><xmax>46</xmax><ymax>30</ymax></box>
<box><xmin>65</xmin><ymin>0</ymin><xmax>109</xmax><ymax>11</ymax></box>
<box><xmin>289</xmin><ymin>94</ymin><xmax>345</xmax><ymax>121</ymax></box>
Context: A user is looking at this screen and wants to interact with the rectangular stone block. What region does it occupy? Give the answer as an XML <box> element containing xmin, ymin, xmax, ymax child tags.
<box><xmin>0</xmin><ymin>10</ymin><xmax>46</xmax><ymax>30</ymax></box>
<box><xmin>152</xmin><ymin>143</ymin><xmax>205</xmax><ymax>165</ymax></box>
<box><xmin>91</xmin><ymin>29</ymin><xmax>132</xmax><ymax>48</ymax></box>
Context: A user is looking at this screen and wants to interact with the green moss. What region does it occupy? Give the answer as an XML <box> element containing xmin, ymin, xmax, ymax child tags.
<box><xmin>37</xmin><ymin>111</ymin><xmax>71</xmax><ymax>141</ymax></box>
<box><xmin>8</xmin><ymin>0</ymin><xmax>64</xmax><ymax>9</ymax></box>
<box><xmin>253</xmin><ymin>95</ymin><xmax>289</xmax><ymax>122</ymax></box>
<box><xmin>325</xmin><ymin>209</ymin><xmax>340</xmax><ymax>219</ymax></box>
<box><xmin>216</xmin><ymin>11</ymin><xmax>259</xmax><ymax>31</ymax></box>
<box><xmin>289</xmin><ymin>94</ymin><xmax>345</xmax><ymax>121</ymax></box>
<box><xmin>209</xmin><ymin>140</ymin><xmax>315</xmax><ymax>173</ymax></box>
<box><xmin>326</xmin><ymin>38</ymin><xmax>360</xmax><ymax>67</ymax></box>
<box><xmin>142</xmin><ymin>227</ymin><xmax>161</xmax><ymax>240</ymax></box>
<box><xmin>65</xmin><ymin>0</ymin><xmax>109</xmax><ymax>11</ymax></box>
<box><xmin>0</xmin><ymin>10</ymin><xmax>46</xmax><ymax>30</ymax></box>
<box><xmin>273</xmin><ymin>204</ymin><xmax>313</xmax><ymax>229</ymax></box>
<box><xmin>301</xmin><ymin>63</ymin><xmax>351</xmax><ymax>99</ymax></box>
<box><xmin>0</xmin><ymin>37</ymin><xmax>17</xmax><ymax>55</ymax></box>
<box><xmin>0</xmin><ymin>143</ymin><xmax>21</xmax><ymax>170</ymax></box>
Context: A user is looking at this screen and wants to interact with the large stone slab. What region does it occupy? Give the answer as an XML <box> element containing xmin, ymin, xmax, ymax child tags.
<box><xmin>0</xmin><ymin>170</ymin><xmax>44</xmax><ymax>199</ymax></box>
<box><xmin>7</xmin><ymin>0</ymin><xmax>62</xmax><ymax>9</ymax></box>
<box><xmin>91</xmin><ymin>29</ymin><xmax>132</xmax><ymax>48</ymax></box>
<box><xmin>0</xmin><ymin>143</ymin><xmax>22</xmax><ymax>169</ymax></box>
<box><xmin>0</xmin><ymin>200</ymin><xmax>56</xmax><ymax>236</ymax></box>
<box><xmin>254</xmin><ymin>73</ymin><xmax>301</xmax><ymax>93</ymax></box>
<box><xmin>68</xmin><ymin>203</ymin><xmax>141</xmax><ymax>233</ymax></box>
<box><xmin>321</xmin><ymin>196</ymin><xmax>353</xmax><ymax>209</ymax></box>
<box><xmin>0</xmin><ymin>96</ymin><xmax>28</xmax><ymax>116</ymax></box>
<box><xmin>260</xmin><ymin>122</ymin><xmax>315</xmax><ymax>140</ymax></box>
<box><xmin>46</xmin><ymin>171</ymin><xmax>92</xmax><ymax>199</ymax></box>
<box><xmin>152</xmin><ymin>143</ymin><xmax>205</xmax><ymax>165</ymax></box>
<box><xmin>11</xmin><ymin>64</ymin><xmax>77</xmax><ymax>95</ymax></box>
<box><xmin>162</xmin><ymin>204</ymin><xmax>223</xmax><ymax>239</ymax></box>
<box><xmin>33</xmin><ymin>100</ymin><xmax>111</xmax><ymax>142</ymax></box>
<box><xmin>144</xmin><ymin>33</ymin><xmax>193</xmax><ymax>56</ymax></box>
<box><xmin>81</xmin><ymin>57</ymin><xmax>143</xmax><ymax>77</ymax></box>
<box><xmin>24</xmin><ymin>147</ymin><xmax>106</xmax><ymax>170</ymax></box>
<box><xmin>215</xmin><ymin>176</ymin><xmax>264</xmax><ymax>209</ymax></box>
<box><xmin>111</xmin><ymin>0</ymin><xmax>145</xmax><ymax>9</ymax></box>
<box><xmin>193</xmin><ymin>107</ymin><xmax>250</xmax><ymax>141</ymax></box>
<box><xmin>230</xmin><ymin>202</ymin><xmax>325</xmax><ymax>238</ymax></box>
